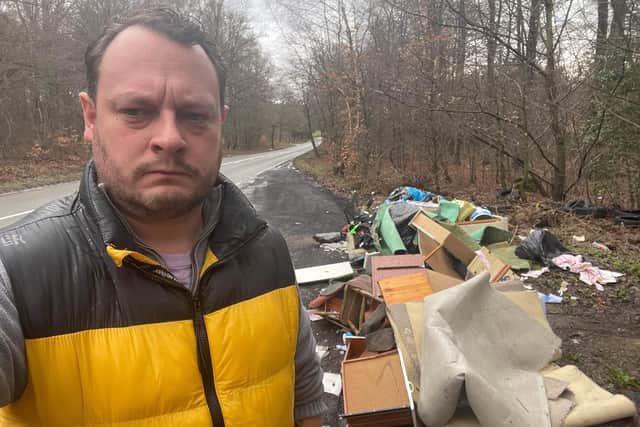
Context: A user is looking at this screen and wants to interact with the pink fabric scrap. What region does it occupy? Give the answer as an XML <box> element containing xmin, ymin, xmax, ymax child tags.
<box><xmin>551</xmin><ymin>254</ymin><xmax>623</xmax><ymax>291</ymax></box>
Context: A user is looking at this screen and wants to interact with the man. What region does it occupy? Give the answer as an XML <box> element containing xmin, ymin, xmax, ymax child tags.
<box><xmin>0</xmin><ymin>8</ymin><xmax>325</xmax><ymax>426</ymax></box>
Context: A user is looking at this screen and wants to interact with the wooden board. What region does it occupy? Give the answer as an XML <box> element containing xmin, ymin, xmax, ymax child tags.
<box><xmin>418</xmin><ymin>232</ymin><xmax>461</xmax><ymax>278</ymax></box>
<box><xmin>295</xmin><ymin>262</ymin><xmax>354</xmax><ymax>284</ymax></box>
<box><xmin>342</xmin><ymin>351</ymin><xmax>411</xmax><ymax>416</ymax></box>
<box><xmin>378</xmin><ymin>272</ymin><xmax>433</xmax><ymax>305</ymax></box>
<box><xmin>370</xmin><ymin>254</ymin><xmax>425</xmax><ymax>298</ymax></box>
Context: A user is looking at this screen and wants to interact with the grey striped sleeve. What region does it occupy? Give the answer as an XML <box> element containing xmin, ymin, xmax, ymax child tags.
<box><xmin>0</xmin><ymin>259</ymin><xmax>26</xmax><ymax>407</ymax></box>
<box><xmin>294</xmin><ymin>292</ymin><xmax>327</xmax><ymax>420</ymax></box>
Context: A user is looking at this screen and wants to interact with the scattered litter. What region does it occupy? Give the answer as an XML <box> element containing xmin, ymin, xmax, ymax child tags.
<box><xmin>559</xmin><ymin>281</ymin><xmax>569</xmax><ymax>296</ymax></box>
<box><xmin>572</xmin><ymin>235</ymin><xmax>586</xmax><ymax>243</ymax></box>
<box><xmin>322</xmin><ymin>372</ymin><xmax>342</xmax><ymax>396</ymax></box>
<box><xmin>515</xmin><ymin>230</ymin><xmax>571</xmax><ymax>267</ymax></box>
<box><xmin>319</xmin><ymin>241</ymin><xmax>348</xmax><ymax>253</ymax></box>
<box><xmin>521</xmin><ymin>267</ymin><xmax>550</xmax><ymax>280</ymax></box>
<box><xmin>539</xmin><ymin>292</ymin><xmax>563</xmax><ymax>304</ymax></box>
<box><xmin>591</xmin><ymin>241</ymin><xmax>611</xmax><ymax>252</ymax></box>
<box><xmin>308</xmin><ymin>310</ymin><xmax>324</xmax><ymax>321</ymax></box>
<box><xmin>313</xmin><ymin>232</ymin><xmax>343</xmax><ymax>243</ymax></box>
<box><xmin>385</xmin><ymin>186</ymin><xmax>434</xmax><ymax>203</ymax></box>
<box><xmin>552</xmin><ymin>254</ymin><xmax>623</xmax><ymax>291</ymax></box>
<box><xmin>523</xmin><ymin>284</ymin><xmax>534</xmax><ymax>290</ymax></box>
<box><xmin>316</xmin><ymin>345</ymin><xmax>329</xmax><ymax>360</ymax></box>
<box><xmin>336</xmin><ymin>344</ymin><xmax>347</xmax><ymax>351</ymax></box>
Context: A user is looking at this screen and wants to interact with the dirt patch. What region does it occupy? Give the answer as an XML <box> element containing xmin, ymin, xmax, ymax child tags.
<box><xmin>294</xmin><ymin>145</ymin><xmax>640</xmax><ymax>423</ymax></box>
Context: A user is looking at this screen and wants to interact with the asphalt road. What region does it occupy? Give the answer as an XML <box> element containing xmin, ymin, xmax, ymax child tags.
<box><xmin>0</xmin><ymin>142</ymin><xmax>314</xmax><ymax>228</ymax></box>
<box><xmin>247</xmin><ymin>163</ymin><xmax>353</xmax><ymax>427</ymax></box>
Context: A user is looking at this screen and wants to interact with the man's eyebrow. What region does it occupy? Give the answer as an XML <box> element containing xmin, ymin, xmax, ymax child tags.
<box><xmin>178</xmin><ymin>97</ymin><xmax>218</xmax><ymax>111</ymax></box>
<box><xmin>106</xmin><ymin>93</ymin><xmax>158</xmax><ymax>107</ymax></box>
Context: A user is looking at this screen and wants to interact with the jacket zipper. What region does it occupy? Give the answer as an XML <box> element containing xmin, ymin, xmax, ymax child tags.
<box><xmin>187</xmin><ymin>223</ymin><xmax>267</xmax><ymax>425</ymax></box>
<box><xmin>193</xmin><ymin>295</ymin><xmax>225</xmax><ymax>426</ymax></box>
<box><xmin>125</xmin><ymin>223</ymin><xmax>268</xmax><ymax>426</ymax></box>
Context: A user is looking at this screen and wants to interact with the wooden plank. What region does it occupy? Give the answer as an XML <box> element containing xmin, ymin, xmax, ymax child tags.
<box><xmin>342</xmin><ymin>351</ymin><xmax>411</xmax><ymax>416</ymax></box>
<box><xmin>371</xmin><ymin>255</ymin><xmax>425</xmax><ymax>298</ymax></box>
<box><xmin>295</xmin><ymin>262</ymin><xmax>354</xmax><ymax>284</ymax></box>
<box><xmin>378</xmin><ymin>272</ymin><xmax>433</xmax><ymax>305</ymax></box>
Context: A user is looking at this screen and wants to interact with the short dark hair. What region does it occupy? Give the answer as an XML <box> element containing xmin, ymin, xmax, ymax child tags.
<box><xmin>85</xmin><ymin>8</ymin><xmax>225</xmax><ymax>107</ymax></box>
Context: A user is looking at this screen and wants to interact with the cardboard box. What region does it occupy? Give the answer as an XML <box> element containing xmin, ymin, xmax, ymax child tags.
<box><xmin>467</xmin><ymin>247</ymin><xmax>519</xmax><ymax>283</ymax></box>
<box><xmin>341</xmin><ymin>338</ymin><xmax>413</xmax><ymax>426</ymax></box>
<box><xmin>457</xmin><ymin>215</ymin><xmax>509</xmax><ymax>234</ymax></box>
<box><xmin>409</xmin><ymin>211</ymin><xmax>479</xmax><ymax>265</ymax></box>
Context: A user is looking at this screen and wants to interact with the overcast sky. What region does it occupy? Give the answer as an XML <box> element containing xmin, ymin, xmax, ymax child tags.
<box><xmin>229</xmin><ymin>0</ymin><xmax>291</xmax><ymax>70</ymax></box>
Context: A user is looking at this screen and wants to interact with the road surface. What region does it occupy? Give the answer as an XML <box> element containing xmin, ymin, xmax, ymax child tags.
<box><xmin>0</xmin><ymin>142</ymin><xmax>314</xmax><ymax>228</ymax></box>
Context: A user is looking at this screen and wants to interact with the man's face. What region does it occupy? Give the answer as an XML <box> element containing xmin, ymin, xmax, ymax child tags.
<box><xmin>80</xmin><ymin>26</ymin><xmax>227</xmax><ymax>221</ymax></box>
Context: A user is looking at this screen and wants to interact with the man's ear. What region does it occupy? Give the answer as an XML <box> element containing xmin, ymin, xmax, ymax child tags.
<box><xmin>79</xmin><ymin>92</ymin><xmax>96</xmax><ymax>143</ymax></box>
<box><xmin>221</xmin><ymin>105</ymin><xmax>229</xmax><ymax>123</ymax></box>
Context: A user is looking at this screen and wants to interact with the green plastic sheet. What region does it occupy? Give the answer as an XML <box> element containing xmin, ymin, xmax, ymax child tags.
<box><xmin>371</xmin><ymin>204</ymin><xmax>408</xmax><ymax>255</ymax></box>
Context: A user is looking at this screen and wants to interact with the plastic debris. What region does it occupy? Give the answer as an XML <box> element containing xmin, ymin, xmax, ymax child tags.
<box><xmin>521</xmin><ymin>267</ymin><xmax>550</xmax><ymax>280</ymax></box>
<box><xmin>558</xmin><ymin>281</ymin><xmax>569</xmax><ymax>296</ymax></box>
<box><xmin>572</xmin><ymin>235</ymin><xmax>586</xmax><ymax>243</ymax></box>
<box><xmin>385</xmin><ymin>186</ymin><xmax>434</xmax><ymax>203</ymax></box>
<box><xmin>308</xmin><ymin>310</ymin><xmax>324</xmax><ymax>321</ymax></box>
<box><xmin>539</xmin><ymin>292</ymin><xmax>563</xmax><ymax>304</ymax></box>
<box><xmin>515</xmin><ymin>230</ymin><xmax>571</xmax><ymax>267</ymax></box>
<box><xmin>313</xmin><ymin>232</ymin><xmax>343</xmax><ymax>243</ymax></box>
<box><xmin>591</xmin><ymin>241</ymin><xmax>611</xmax><ymax>252</ymax></box>
<box><xmin>322</xmin><ymin>372</ymin><xmax>342</xmax><ymax>396</ymax></box>
<box><xmin>316</xmin><ymin>345</ymin><xmax>329</xmax><ymax>360</ymax></box>
<box><xmin>319</xmin><ymin>241</ymin><xmax>349</xmax><ymax>253</ymax></box>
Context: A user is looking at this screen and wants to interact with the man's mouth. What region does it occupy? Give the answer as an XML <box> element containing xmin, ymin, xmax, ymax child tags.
<box><xmin>146</xmin><ymin>169</ymin><xmax>190</xmax><ymax>176</ymax></box>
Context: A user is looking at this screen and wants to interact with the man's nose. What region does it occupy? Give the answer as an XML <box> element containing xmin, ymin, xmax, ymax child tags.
<box><xmin>150</xmin><ymin>110</ymin><xmax>186</xmax><ymax>154</ymax></box>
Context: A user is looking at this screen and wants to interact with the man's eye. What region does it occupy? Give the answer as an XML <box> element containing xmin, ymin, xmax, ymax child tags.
<box><xmin>184</xmin><ymin>112</ymin><xmax>207</xmax><ymax>122</ymax></box>
<box><xmin>121</xmin><ymin>109</ymin><xmax>149</xmax><ymax>119</ymax></box>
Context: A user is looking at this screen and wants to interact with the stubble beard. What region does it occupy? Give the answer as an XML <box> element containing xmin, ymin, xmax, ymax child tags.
<box><xmin>92</xmin><ymin>132</ymin><xmax>216</xmax><ymax>221</ymax></box>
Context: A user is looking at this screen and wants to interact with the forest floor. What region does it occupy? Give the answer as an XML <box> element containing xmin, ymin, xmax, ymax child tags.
<box><xmin>294</xmin><ymin>144</ymin><xmax>640</xmax><ymax>421</ymax></box>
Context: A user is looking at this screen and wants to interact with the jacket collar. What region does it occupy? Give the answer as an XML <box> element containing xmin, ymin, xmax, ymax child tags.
<box><xmin>79</xmin><ymin>161</ymin><xmax>267</xmax><ymax>262</ymax></box>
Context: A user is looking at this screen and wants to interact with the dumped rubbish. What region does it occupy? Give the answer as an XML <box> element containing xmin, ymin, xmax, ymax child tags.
<box><xmin>521</xmin><ymin>267</ymin><xmax>550</xmax><ymax>280</ymax></box>
<box><xmin>539</xmin><ymin>292</ymin><xmax>563</xmax><ymax>304</ymax></box>
<box><xmin>295</xmin><ymin>262</ymin><xmax>354</xmax><ymax>284</ymax></box>
<box><xmin>322</xmin><ymin>372</ymin><xmax>342</xmax><ymax>396</ymax></box>
<box><xmin>319</xmin><ymin>241</ymin><xmax>348</xmax><ymax>253</ymax></box>
<box><xmin>316</xmin><ymin>345</ymin><xmax>329</xmax><ymax>360</ymax></box>
<box><xmin>371</xmin><ymin>204</ymin><xmax>409</xmax><ymax>255</ymax></box>
<box><xmin>515</xmin><ymin>229</ymin><xmax>571</xmax><ymax>267</ymax></box>
<box><xmin>371</xmin><ymin>254</ymin><xmax>425</xmax><ymax>298</ymax></box>
<box><xmin>385</xmin><ymin>186</ymin><xmax>434</xmax><ymax>203</ymax></box>
<box><xmin>614</xmin><ymin>209</ymin><xmax>640</xmax><ymax>227</ymax></box>
<box><xmin>313</xmin><ymin>232</ymin><xmax>343</xmax><ymax>243</ymax></box>
<box><xmin>552</xmin><ymin>254</ymin><xmax>623</xmax><ymax>291</ymax></box>
<box><xmin>340</xmin><ymin>336</ymin><xmax>413</xmax><ymax>426</ymax></box>
<box><xmin>378</xmin><ymin>272</ymin><xmax>433</xmax><ymax>305</ymax></box>
<box><xmin>417</xmin><ymin>273</ymin><xmax>562</xmax><ymax>427</ymax></box>
<box><xmin>301</xmin><ymin>184</ymin><xmax>637</xmax><ymax>426</ymax></box>
<box><xmin>591</xmin><ymin>241</ymin><xmax>610</xmax><ymax>252</ymax></box>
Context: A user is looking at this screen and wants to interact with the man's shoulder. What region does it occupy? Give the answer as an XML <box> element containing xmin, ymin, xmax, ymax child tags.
<box><xmin>0</xmin><ymin>193</ymin><xmax>78</xmax><ymax>231</ymax></box>
<box><xmin>0</xmin><ymin>193</ymin><xmax>81</xmax><ymax>253</ymax></box>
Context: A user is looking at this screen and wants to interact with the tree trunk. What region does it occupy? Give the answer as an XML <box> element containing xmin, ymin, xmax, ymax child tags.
<box><xmin>544</xmin><ymin>0</ymin><xmax>566</xmax><ymax>200</ymax></box>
